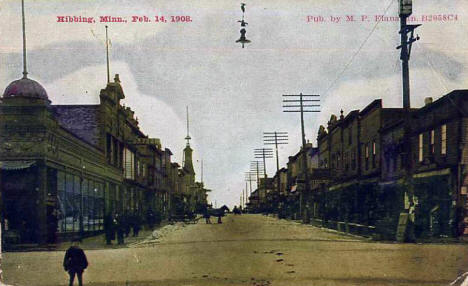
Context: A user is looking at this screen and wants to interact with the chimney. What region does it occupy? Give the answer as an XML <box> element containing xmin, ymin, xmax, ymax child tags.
<box><xmin>114</xmin><ymin>74</ymin><xmax>120</xmax><ymax>83</ymax></box>
<box><xmin>424</xmin><ymin>97</ymin><xmax>433</xmax><ymax>106</ymax></box>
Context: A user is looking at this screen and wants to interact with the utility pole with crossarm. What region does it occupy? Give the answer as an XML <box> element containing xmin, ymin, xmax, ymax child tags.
<box><xmin>250</xmin><ymin>161</ymin><xmax>264</xmax><ymax>189</ymax></box>
<box><xmin>254</xmin><ymin>148</ymin><xmax>274</xmax><ymax>213</ymax></box>
<box><xmin>245</xmin><ymin>171</ymin><xmax>257</xmax><ymax>196</ymax></box>
<box><xmin>282</xmin><ymin>93</ymin><xmax>320</xmax><ymax>223</ymax></box>
<box><xmin>396</xmin><ymin>0</ymin><xmax>421</xmax><ymax>242</ymax></box>
<box><xmin>254</xmin><ymin>148</ymin><xmax>273</xmax><ymax>180</ymax></box>
<box><xmin>264</xmin><ymin>132</ymin><xmax>288</xmax><ymax>216</ymax></box>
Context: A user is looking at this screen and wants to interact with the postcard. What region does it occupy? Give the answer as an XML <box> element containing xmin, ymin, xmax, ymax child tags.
<box><xmin>0</xmin><ymin>0</ymin><xmax>467</xmax><ymax>285</ymax></box>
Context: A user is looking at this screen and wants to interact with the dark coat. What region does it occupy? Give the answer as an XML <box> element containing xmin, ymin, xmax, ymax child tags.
<box><xmin>63</xmin><ymin>246</ymin><xmax>88</xmax><ymax>272</ymax></box>
<box><xmin>104</xmin><ymin>215</ymin><xmax>116</xmax><ymax>240</ymax></box>
<box><xmin>132</xmin><ymin>215</ymin><xmax>141</xmax><ymax>231</ymax></box>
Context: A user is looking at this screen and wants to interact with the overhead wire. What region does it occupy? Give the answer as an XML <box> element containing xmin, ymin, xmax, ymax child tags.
<box><xmin>416</xmin><ymin>42</ymin><xmax>449</xmax><ymax>94</ymax></box>
<box><xmin>322</xmin><ymin>0</ymin><xmax>395</xmax><ymax>97</ymax></box>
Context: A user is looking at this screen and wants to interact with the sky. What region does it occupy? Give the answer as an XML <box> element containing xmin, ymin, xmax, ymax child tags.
<box><xmin>1</xmin><ymin>0</ymin><xmax>468</xmax><ymax>207</ymax></box>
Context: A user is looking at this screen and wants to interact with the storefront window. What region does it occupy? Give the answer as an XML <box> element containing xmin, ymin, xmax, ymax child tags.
<box><xmin>73</xmin><ymin>176</ymin><xmax>81</xmax><ymax>232</ymax></box>
<box><xmin>57</xmin><ymin>171</ymin><xmax>66</xmax><ymax>233</ymax></box>
<box><xmin>83</xmin><ymin>179</ymin><xmax>89</xmax><ymax>231</ymax></box>
<box><xmin>65</xmin><ymin>173</ymin><xmax>74</xmax><ymax>232</ymax></box>
<box><xmin>55</xmin><ymin>172</ymin><xmax>108</xmax><ymax>234</ymax></box>
<box><xmin>112</xmin><ymin>184</ymin><xmax>117</xmax><ymax>214</ymax></box>
<box><xmin>89</xmin><ymin>181</ymin><xmax>96</xmax><ymax>231</ymax></box>
<box><xmin>97</xmin><ymin>183</ymin><xmax>104</xmax><ymax>230</ymax></box>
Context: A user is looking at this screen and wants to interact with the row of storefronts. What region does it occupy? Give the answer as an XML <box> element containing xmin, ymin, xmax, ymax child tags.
<box><xmin>0</xmin><ymin>73</ymin><xmax>208</xmax><ymax>246</ymax></box>
<box><xmin>248</xmin><ymin>90</ymin><xmax>468</xmax><ymax>241</ymax></box>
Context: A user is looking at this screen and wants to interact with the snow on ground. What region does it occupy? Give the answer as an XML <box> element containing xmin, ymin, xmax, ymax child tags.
<box><xmin>129</xmin><ymin>222</ymin><xmax>190</xmax><ymax>248</ymax></box>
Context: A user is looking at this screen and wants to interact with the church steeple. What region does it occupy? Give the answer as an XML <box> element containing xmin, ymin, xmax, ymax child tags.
<box><xmin>183</xmin><ymin>106</ymin><xmax>194</xmax><ymax>174</ymax></box>
<box><xmin>185</xmin><ymin>106</ymin><xmax>191</xmax><ymax>147</ymax></box>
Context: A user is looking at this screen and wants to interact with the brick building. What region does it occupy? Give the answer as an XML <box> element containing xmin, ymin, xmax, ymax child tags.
<box><xmin>310</xmin><ymin>91</ymin><xmax>468</xmax><ymax>239</ymax></box>
<box><xmin>0</xmin><ymin>73</ymin><xmax>201</xmax><ymax>245</ymax></box>
<box><xmin>254</xmin><ymin>90</ymin><xmax>468</xmax><ymax>240</ymax></box>
<box><xmin>380</xmin><ymin>91</ymin><xmax>468</xmax><ymax>238</ymax></box>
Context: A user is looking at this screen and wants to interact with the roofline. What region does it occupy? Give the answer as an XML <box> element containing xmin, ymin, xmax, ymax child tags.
<box><xmin>359</xmin><ymin>99</ymin><xmax>382</xmax><ymax>117</ymax></box>
<box><xmin>417</xmin><ymin>89</ymin><xmax>468</xmax><ymax>114</ymax></box>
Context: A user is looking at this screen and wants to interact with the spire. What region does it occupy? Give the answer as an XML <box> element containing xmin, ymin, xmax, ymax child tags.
<box><xmin>185</xmin><ymin>106</ymin><xmax>191</xmax><ymax>146</ymax></box>
<box><xmin>105</xmin><ymin>25</ymin><xmax>110</xmax><ymax>84</ymax></box>
<box><xmin>21</xmin><ymin>0</ymin><xmax>28</xmax><ymax>79</ymax></box>
<box><xmin>183</xmin><ymin>105</ymin><xmax>195</xmax><ymax>175</ymax></box>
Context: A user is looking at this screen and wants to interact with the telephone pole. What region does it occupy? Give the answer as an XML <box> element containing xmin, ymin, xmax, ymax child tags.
<box><xmin>245</xmin><ymin>171</ymin><xmax>256</xmax><ymax>196</ymax></box>
<box><xmin>396</xmin><ymin>0</ymin><xmax>420</xmax><ymax>242</ymax></box>
<box><xmin>250</xmin><ymin>161</ymin><xmax>264</xmax><ymax>189</ymax></box>
<box><xmin>245</xmin><ymin>171</ymin><xmax>256</xmax><ymax>208</ymax></box>
<box><xmin>245</xmin><ymin>186</ymin><xmax>248</xmax><ymax>209</ymax></box>
<box><xmin>282</xmin><ymin>93</ymin><xmax>320</xmax><ymax>222</ymax></box>
<box><xmin>397</xmin><ymin>0</ymin><xmax>420</xmax><ymax>111</ymax></box>
<box><xmin>264</xmin><ymin>132</ymin><xmax>288</xmax><ymax>216</ymax></box>
<box><xmin>250</xmin><ymin>161</ymin><xmax>264</xmax><ymax>213</ymax></box>
<box><xmin>264</xmin><ymin>132</ymin><xmax>288</xmax><ymax>173</ymax></box>
<box><xmin>254</xmin><ymin>148</ymin><xmax>273</xmax><ymax>213</ymax></box>
<box><xmin>254</xmin><ymin>148</ymin><xmax>273</xmax><ymax>180</ymax></box>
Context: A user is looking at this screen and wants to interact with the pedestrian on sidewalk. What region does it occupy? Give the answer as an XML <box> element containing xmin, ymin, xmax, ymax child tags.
<box><xmin>154</xmin><ymin>210</ymin><xmax>162</xmax><ymax>226</ymax></box>
<box><xmin>132</xmin><ymin>213</ymin><xmax>141</xmax><ymax>237</ymax></box>
<box><xmin>115</xmin><ymin>213</ymin><xmax>125</xmax><ymax>245</ymax></box>
<box><xmin>63</xmin><ymin>238</ymin><xmax>88</xmax><ymax>286</ymax></box>
<box><xmin>123</xmin><ymin>212</ymin><xmax>131</xmax><ymax>238</ymax></box>
<box><xmin>103</xmin><ymin>213</ymin><xmax>115</xmax><ymax>245</ymax></box>
<box><xmin>146</xmin><ymin>208</ymin><xmax>155</xmax><ymax>230</ymax></box>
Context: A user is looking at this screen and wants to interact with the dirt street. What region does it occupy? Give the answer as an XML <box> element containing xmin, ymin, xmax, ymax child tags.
<box><xmin>3</xmin><ymin>214</ymin><xmax>468</xmax><ymax>286</ymax></box>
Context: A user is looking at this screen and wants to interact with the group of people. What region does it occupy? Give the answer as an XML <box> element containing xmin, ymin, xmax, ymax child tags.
<box><xmin>103</xmin><ymin>209</ymin><xmax>161</xmax><ymax>245</ymax></box>
<box><xmin>232</xmin><ymin>206</ymin><xmax>243</xmax><ymax>215</ymax></box>
<box><xmin>103</xmin><ymin>212</ymin><xmax>142</xmax><ymax>245</ymax></box>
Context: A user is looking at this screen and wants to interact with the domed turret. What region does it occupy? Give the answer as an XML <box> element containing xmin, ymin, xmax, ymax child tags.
<box><xmin>1</xmin><ymin>0</ymin><xmax>49</xmax><ymax>104</ymax></box>
<box><xmin>3</xmin><ymin>77</ymin><xmax>48</xmax><ymax>101</ymax></box>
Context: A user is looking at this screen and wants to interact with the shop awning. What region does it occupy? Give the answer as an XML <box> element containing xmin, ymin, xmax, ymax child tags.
<box><xmin>0</xmin><ymin>160</ymin><xmax>35</xmax><ymax>170</ymax></box>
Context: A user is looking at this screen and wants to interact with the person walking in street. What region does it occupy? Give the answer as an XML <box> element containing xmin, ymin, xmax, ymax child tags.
<box><xmin>63</xmin><ymin>238</ymin><xmax>88</xmax><ymax>286</ymax></box>
<box><xmin>203</xmin><ymin>207</ymin><xmax>211</xmax><ymax>224</ymax></box>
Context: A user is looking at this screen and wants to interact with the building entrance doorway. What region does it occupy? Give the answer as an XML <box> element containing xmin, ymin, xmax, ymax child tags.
<box><xmin>1</xmin><ymin>168</ymin><xmax>38</xmax><ymax>244</ymax></box>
